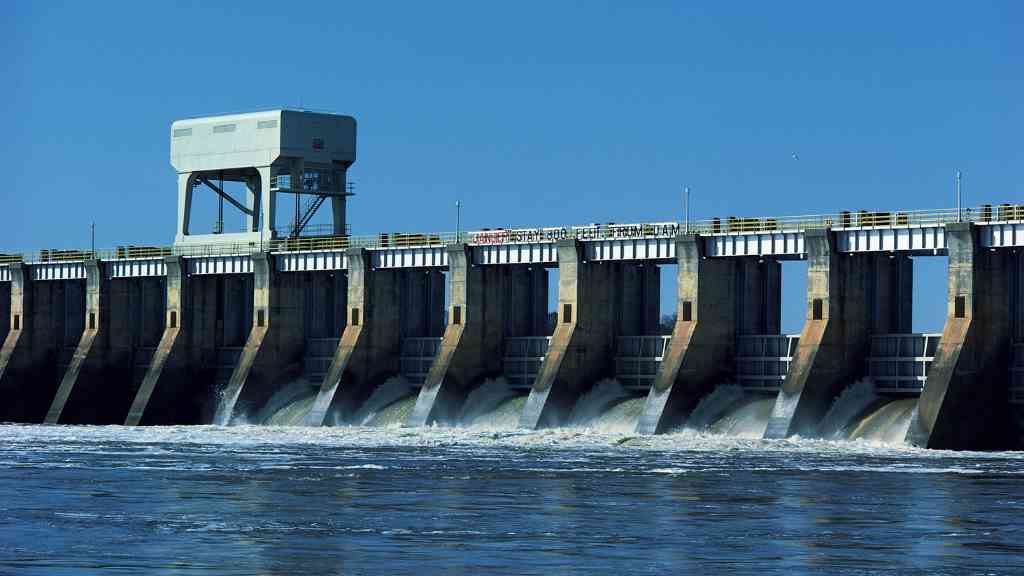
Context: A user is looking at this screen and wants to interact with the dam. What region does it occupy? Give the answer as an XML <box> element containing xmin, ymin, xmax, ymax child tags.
<box><xmin>0</xmin><ymin>109</ymin><xmax>1022</xmax><ymax>451</ymax></box>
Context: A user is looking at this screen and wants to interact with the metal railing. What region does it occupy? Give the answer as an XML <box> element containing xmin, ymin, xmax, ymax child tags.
<box><xmin>399</xmin><ymin>337</ymin><xmax>443</xmax><ymax>385</ymax></box>
<box><xmin>503</xmin><ymin>336</ymin><xmax>551</xmax><ymax>389</ymax></box>
<box><xmin>735</xmin><ymin>334</ymin><xmax>801</xmax><ymax>391</ymax></box>
<box><xmin>615</xmin><ymin>335</ymin><xmax>672</xmax><ymax>390</ymax></box>
<box><xmin>1</xmin><ymin>203</ymin><xmax>1020</xmax><ymax>267</ymax></box>
<box><xmin>868</xmin><ymin>333</ymin><xmax>941</xmax><ymax>394</ymax></box>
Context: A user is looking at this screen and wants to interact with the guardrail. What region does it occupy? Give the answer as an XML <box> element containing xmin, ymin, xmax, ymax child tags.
<box><xmin>1</xmin><ymin>203</ymin><xmax>1020</xmax><ymax>266</ymax></box>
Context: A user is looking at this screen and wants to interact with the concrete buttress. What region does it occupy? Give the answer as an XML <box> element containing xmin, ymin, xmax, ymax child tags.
<box><xmin>304</xmin><ymin>249</ymin><xmax>402</xmax><ymax>425</ymax></box>
<box><xmin>125</xmin><ymin>257</ymin><xmax>188</xmax><ymax>425</ymax></box>
<box><xmin>407</xmin><ymin>246</ymin><xmax>545</xmax><ymax>426</ymax></box>
<box><xmin>45</xmin><ymin>261</ymin><xmax>116</xmax><ymax>424</ymax></box>
<box><xmin>214</xmin><ymin>252</ymin><xmax>305</xmax><ymax>424</ymax></box>
<box><xmin>763</xmin><ymin>230</ymin><xmax>912</xmax><ymax>439</ymax></box>
<box><xmin>519</xmin><ymin>240</ymin><xmax>620</xmax><ymax>429</ymax></box>
<box><xmin>906</xmin><ymin>223</ymin><xmax>1014</xmax><ymax>450</ymax></box>
<box><xmin>636</xmin><ymin>236</ymin><xmax>739</xmax><ymax>434</ymax></box>
<box><xmin>0</xmin><ymin>282</ymin><xmax>9</xmax><ymax>346</ymax></box>
<box><xmin>0</xmin><ymin>264</ymin><xmax>40</xmax><ymax>421</ymax></box>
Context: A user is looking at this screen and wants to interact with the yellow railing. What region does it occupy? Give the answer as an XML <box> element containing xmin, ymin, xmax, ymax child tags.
<box><xmin>0</xmin><ymin>203</ymin><xmax>1020</xmax><ymax>266</ymax></box>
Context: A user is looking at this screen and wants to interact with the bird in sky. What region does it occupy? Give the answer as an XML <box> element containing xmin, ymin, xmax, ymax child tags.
<box><xmin>792</xmin><ymin>152</ymin><xmax>800</xmax><ymax>161</ymax></box>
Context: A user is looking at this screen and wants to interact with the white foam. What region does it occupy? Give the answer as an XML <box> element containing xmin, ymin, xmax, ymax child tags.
<box><xmin>685</xmin><ymin>384</ymin><xmax>745</xmax><ymax>431</ymax></box>
<box><xmin>818</xmin><ymin>379</ymin><xmax>878</xmax><ymax>439</ymax></box>
<box><xmin>567</xmin><ymin>379</ymin><xmax>627</xmax><ymax>427</ymax></box>
<box><xmin>349</xmin><ymin>377</ymin><xmax>414</xmax><ymax>426</ymax></box>
<box><xmin>458</xmin><ymin>378</ymin><xmax>516</xmax><ymax>426</ymax></box>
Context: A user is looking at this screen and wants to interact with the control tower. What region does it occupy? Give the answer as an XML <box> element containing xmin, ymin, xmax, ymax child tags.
<box><xmin>170</xmin><ymin>110</ymin><xmax>356</xmax><ymax>246</ymax></box>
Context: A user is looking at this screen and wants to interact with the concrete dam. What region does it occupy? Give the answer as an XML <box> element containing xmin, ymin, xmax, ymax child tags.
<box><xmin>1</xmin><ymin>109</ymin><xmax>1022</xmax><ymax>451</ymax></box>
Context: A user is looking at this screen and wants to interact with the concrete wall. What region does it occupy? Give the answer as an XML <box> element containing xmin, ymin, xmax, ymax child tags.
<box><xmin>127</xmin><ymin>257</ymin><xmax>190</xmax><ymax>425</ymax></box>
<box><xmin>214</xmin><ymin>253</ymin><xmax>306</xmax><ymax>424</ymax></box>
<box><xmin>304</xmin><ymin>272</ymin><xmax>346</xmax><ymax>339</ymax></box>
<box><xmin>47</xmin><ymin>266</ymin><xmax>168</xmax><ymax>424</ymax></box>
<box><xmin>305</xmin><ymin>249</ymin><xmax>402</xmax><ymax>425</ymax></box>
<box><xmin>636</xmin><ymin>236</ymin><xmax>741</xmax><ymax>434</ymax></box>
<box><xmin>127</xmin><ymin>265</ymin><xmax>258</xmax><ymax>425</ymax></box>
<box><xmin>407</xmin><ymin>245</ymin><xmax>548</xmax><ymax>426</ymax></box>
<box><xmin>907</xmin><ymin>224</ymin><xmax>1015</xmax><ymax>450</ymax></box>
<box><xmin>0</xmin><ymin>266</ymin><xmax>85</xmax><ymax>423</ymax></box>
<box><xmin>399</xmin><ymin>269</ymin><xmax>445</xmax><ymax>339</ymax></box>
<box><xmin>0</xmin><ymin>283</ymin><xmax>9</xmax><ymax>345</ymax></box>
<box><xmin>519</xmin><ymin>240</ymin><xmax>659</xmax><ymax>429</ymax></box>
<box><xmin>764</xmin><ymin>231</ymin><xmax>913</xmax><ymax>439</ymax></box>
<box><xmin>735</xmin><ymin>259</ymin><xmax>782</xmax><ymax>335</ymax></box>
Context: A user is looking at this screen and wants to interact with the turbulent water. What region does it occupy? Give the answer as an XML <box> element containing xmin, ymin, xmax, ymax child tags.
<box><xmin>349</xmin><ymin>377</ymin><xmax>415</xmax><ymax>427</ymax></box>
<box><xmin>818</xmin><ymin>379</ymin><xmax>879</xmax><ymax>439</ymax></box>
<box><xmin>685</xmin><ymin>384</ymin><xmax>746</xmax><ymax>431</ymax></box>
<box><xmin>25</xmin><ymin>378</ymin><xmax>1014</xmax><ymax>572</ymax></box>
<box><xmin>848</xmin><ymin>398</ymin><xmax>918</xmax><ymax>444</ymax></box>
<box><xmin>567</xmin><ymin>379</ymin><xmax>629</xmax><ymax>427</ymax></box>
<box><xmin>465</xmin><ymin>395</ymin><xmax>527</xmax><ymax>430</ymax></box>
<box><xmin>2</xmin><ymin>423</ymin><xmax>1023</xmax><ymax>575</ymax></box>
<box><xmin>458</xmin><ymin>378</ymin><xmax>517</xmax><ymax>426</ymax></box>
<box><xmin>261</xmin><ymin>380</ymin><xmax>320</xmax><ymax>426</ymax></box>
<box><xmin>709</xmin><ymin>397</ymin><xmax>775</xmax><ymax>438</ymax></box>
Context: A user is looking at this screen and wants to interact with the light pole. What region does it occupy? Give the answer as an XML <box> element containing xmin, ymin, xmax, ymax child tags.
<box><xmin>455</xmin><ymin>200</ymin><xmax>462</xmax><ymax>243</ymax></box>
<box><xmin>683</xmin><ymin>186</ymin><xmax>690</xmax><ymax>234</ymax></box>
<box><xmin>955</xmin><ymin>170</ymin><xmax>962</xmax><ymax>222</ymax></box>
<box><xmin>91</xmin><ymin>222</ymin><xmax>95</xmax><ymax>257</ymax></box>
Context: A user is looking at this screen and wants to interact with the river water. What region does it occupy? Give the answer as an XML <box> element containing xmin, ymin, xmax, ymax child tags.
<box><xmin>1</xmin><ymin>423</ymin><xmax>1022</xmax><ymax>575</ymax></box>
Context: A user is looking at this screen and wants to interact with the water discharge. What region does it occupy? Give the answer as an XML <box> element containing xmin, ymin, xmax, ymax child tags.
<box><xmin>261</xmin><ymin>380</ymin><xmax>320</xmax><ymax>426</ymax></box>
<box><xmin>684</xmin><ymin>384</ymin><xmax>746</xmax><ymax>431</ymax></box>
<box><xmin>586</xmin><ymin>396</ymin><xmax>646</xmax><ymax>433</ymax></box>
<box><xmin>817</xmin><ymin>379</ymin><xmax>878</xmax><ymax>440</ymax></box>
<box><xmin>708</xmin><ymin>396</ymin><xmax>775</xmax><ymax>438</ymax></box>
<box><xmin>567</xmin><ymin>379</ymin><xmax>628</xmax><ymax>427</ymax></box>
<box><xmin>464</xmin><ymin>396</ymin><xmax>527</xmax><ymax>430</ymax></box>
<box><xmin>458</xmin><ymin>378</ymin><xmax>517</xmax><ymax>426</ymax></box>
<box><xmin>349</xmin><ymin>377</ymin><xmax>415</xmax><ymax>426</ymax></box>
<box><xmin>222</xmin><ymin>369</ymin><xmax>918</xmax><ymax>449</ymax></box>
<box><xmin>847</xmin><ymin>398</ymin><xmax>917</xmax><ymax>444</ymax></box>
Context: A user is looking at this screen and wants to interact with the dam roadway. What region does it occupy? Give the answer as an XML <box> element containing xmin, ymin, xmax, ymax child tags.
<box><xmin>0</xmin><ymin>207</ymin><xmax>1022</xmax><ymax>450</ymax></box>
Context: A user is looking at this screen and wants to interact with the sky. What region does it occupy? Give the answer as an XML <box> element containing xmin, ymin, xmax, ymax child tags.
<box><xmin>2</xmin><ymin>1</ymin><xmax>1021</xmax><ymax>332</ymax></box>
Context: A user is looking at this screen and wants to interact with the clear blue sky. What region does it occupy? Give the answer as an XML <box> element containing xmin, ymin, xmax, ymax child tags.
<box><xmin>2</xmin><ymin>1</ymin><xmax>1020</xmax><ymax>331</ymax></box>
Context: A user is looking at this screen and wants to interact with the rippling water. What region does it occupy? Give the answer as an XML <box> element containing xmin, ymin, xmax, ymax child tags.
<box><xmin>1</xmin><ymin>424</ymin><xmax>1022</xmax><ymax>575</ymax></box>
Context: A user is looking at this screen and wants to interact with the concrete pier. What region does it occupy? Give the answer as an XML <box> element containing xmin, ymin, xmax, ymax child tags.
<box><xmin>0</xmin><ymin>282</ymin><xmax>9</xmax><ymax>346</ymax></box>
<box><xmin>46</xmin><ymin>261</ymin><xmax>167</xmax><ymax>424</ymax></box>
<box><xmin>125</xmin><ymin>257</ymin><xmax>188</xmax><ymax>425</ymax></box>
<box><xmin>305</xmin><ymin>249</ymin><xmax>445</xmax><ymax>425</ymax></box>
<box><xmin>0</xmin><ymin>265</ymin><xmax>85</xmax><ymax>422</ymax></box>
<box><xmin>906</xmin><ymin>223</ymin><xmax>1015</xmax><ymax>450</ymax></box>
<box><xmin>637</xmin><ymin>237</ymin><xmax>740</xmax><ymax>434</ymax></box>
<box><xmin>519</xmin><ymin>240</ymin><xmax>659</xmax><ymax>429</ymax></box>
<box><xmin>407</xmin><ymin>245</ymin><xmax>548</xmax><ymax>426</ymax></box>
<box><xmin>764</xmin><ymin>229</ymin><xmax>913</xmax><ymax>439</ymax></box>
<box><xmin>126</xmin><ymin>267</ymin><xmax>253</xmax><ymax>424</ymax></box>
<box><xmin>214</xmin><ymin>252</ymin><xmax>306</xmax><ymax>424</ymax></box>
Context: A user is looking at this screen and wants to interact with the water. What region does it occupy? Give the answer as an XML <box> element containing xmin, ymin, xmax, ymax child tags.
<box><xmin>3</xmin><ymin>424</ymin><xmax>1023</xmax><ymax>574</ymax></box>
<box><xmin>465</xmin><ymin>395</ymin><xmax>527</xmax><ymax>430</ymax></box>
<box><xmin>457</xmin><ymin>378</ymin><xmax>517</xmax><ymax>426</ymax></box>
<box><xmin>817</xmin><ymin>379</ymin><xmax>879</xmax><ymax>440</ymax></box>
<box><xmin>848</xmin><ymin>399</ymin><xmax>918</xmax><ymax>444</ymax></box>
<box><xmin>348</xmin><ymin>377</ymin><xmax>415</xmax><ymax>427</ymax></box>
<box><xmin>567</xmin><ymin>379</ymin><xmax>628</xmax><ymax>427</ymax></box>
<box><xmin>709</xmin><ymin>397</ymin><xmax>775</xmax><ymax>439</ymax></box>
<box><xmin>586</xmin><ymin>396</ymin><xmax>646</xmax><ymax>433</ymax></box>
<box><xmin>685</xmin><ymin>384</ymin><xmax>746</xmax><ymax>431</ymax></box>
<box><xmin>261</xmin><ymin>380</ymin><xmax>320</xmax><ymax>426</ymax></box>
